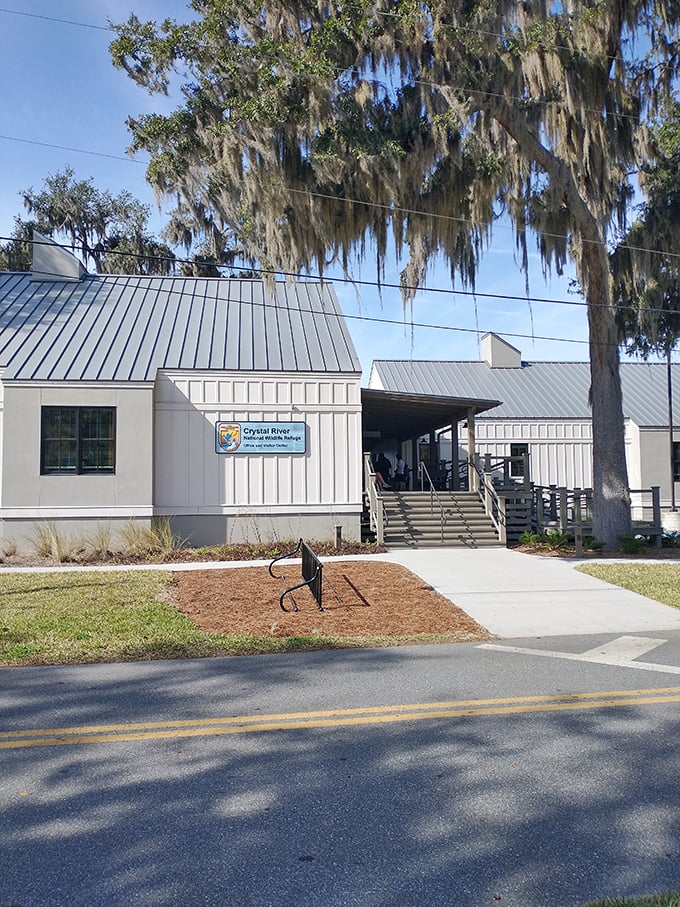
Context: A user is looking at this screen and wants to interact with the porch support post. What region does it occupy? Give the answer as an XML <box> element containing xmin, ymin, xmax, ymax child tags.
<box><xmin>429</xmin><ymin>430</ymin><xmax>436</xmax><ymax>474</ymax></box>
<box><xmin>451</xmin><ymin>418</ymin><xmax>460</xmax><ymax>490</ymax></box>
<box><xmin>467</xmin><ymin>408</ymin><xmax>478</xmax><ymax>492</ymax></box>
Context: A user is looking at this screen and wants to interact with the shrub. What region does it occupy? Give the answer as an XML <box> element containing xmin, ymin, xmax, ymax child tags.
<box><xmin>519</xmin><ymin>530</ymin><xmax>542</xmax><ymax>546</ymax></box>
<box><xmin>540</xmin><ymin>529</ymin><xmax>571</xmax><ymax>551</ymax></box>
<box><xmin>617</xmin><ymin>533</ymin><xmax>649</xmax><ymax>555</ymax></box>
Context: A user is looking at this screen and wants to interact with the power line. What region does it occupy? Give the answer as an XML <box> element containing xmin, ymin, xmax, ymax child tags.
<box><xmin>0</xmin><ymin>232</ymin><xmax>583</xmax><ymax>308</ymax></box>
<box><xmin>0</xmin><ymin>7</ymin><xmax>112</xmax><ymax>31</ymax></box>
<box><xmin>0</xmin><ymin>135</ymin><xmax>145</xmax><ymax>164</ymax></box>
<box><xmin>2</xmin><ymin>244</ymin><xmax>591</xmax><ymax>351</ymax></box>
<box><xmin>4</xmin><ymin>234</ymin><xmax>679</xmax><ymax>335</ymax></box>
<box><xmin>0</xmin><ymin>10</ymin><xmax>676</xmax><ymax>266</ymax></box>
<box><xmin>3</xmin><ymin>130</ymin><xmax>677</xmax><ymax>267</ymax></box>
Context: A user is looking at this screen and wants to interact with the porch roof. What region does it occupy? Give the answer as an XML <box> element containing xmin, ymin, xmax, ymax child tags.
<box><xmin>361</xmin><ymin>388</ymin><xmax>501</xmax><ymax>442</ymax></box>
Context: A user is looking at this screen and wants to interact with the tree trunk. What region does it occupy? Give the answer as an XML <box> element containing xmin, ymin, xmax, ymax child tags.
<box><xmin>585</xmin><ymin>246</ymin><xmax>632</xmax><ymax>549</ymax></box>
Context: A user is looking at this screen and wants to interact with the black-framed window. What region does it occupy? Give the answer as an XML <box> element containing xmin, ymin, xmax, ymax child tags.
<box><xmin>510</xmin><ymin>443</ymin><xmax>529</xmax><ymax>478</ymax></box>
<box><xmin>674</xmin><ymin>441</ymin><xmax>680</xmax><ymax>483</ymax></box>
<box><xmin>41</xmin><ymin>407</ymin><xmax>116</xmax><ymax>475</ymax></box>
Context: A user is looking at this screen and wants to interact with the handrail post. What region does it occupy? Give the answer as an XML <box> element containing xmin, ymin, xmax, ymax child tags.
<box><xmin>536</xmin><ymin>487</ymin><xmax>544</xmax><ymax>532</ymax></box>
<box><xmin>573</xmin><ymin>488</ymin><xmax>583</xmax><ymax>557</ymax></box>
<box><xmin>483</xmin><ymin>460</ymin><xmax>493</xmax><ymax>516</ymax></box>
<box><xmin>651</xmin><ymin>485</ymin><xmax>661</xmax><ymax>547</ymax></box>
<box><xmin>498</xmin><ymin>496</ymin><xmax>507</xmax><ymax>545</ymax></box>
<box><xmin>559</xmin><ymin>487</ymin><xmax>568</xmax><ymax>532</ymax></box>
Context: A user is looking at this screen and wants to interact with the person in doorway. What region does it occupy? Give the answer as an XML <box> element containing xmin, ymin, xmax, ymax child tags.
<box><xmin>376</xmin><ymin>452</ymin><xmax>392</xmax><ymax>484</ymax></box>
<box><xmin>374</xmin><ymin>469</ymin><xmax>390</xmax><ymax>491</ymax></box>
<box><xmin>394</xmin><ymin>455</ymin><xmax>407</xmax><ymax>491</ymax></box>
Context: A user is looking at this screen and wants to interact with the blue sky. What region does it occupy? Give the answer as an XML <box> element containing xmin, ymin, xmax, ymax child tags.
<box><xmin>0</xmin><ymin>1</ymin><xmax>609</xmax><ymax>379</ymax></box>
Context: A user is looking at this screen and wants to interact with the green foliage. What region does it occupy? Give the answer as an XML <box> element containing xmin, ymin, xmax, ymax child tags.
<box><xmin>540</xmin><ymin>529</ymin><xmax>571</xmax><ymax>551</ymax></box>
<box><xmin>583</xmin><ymin>536</ymin><xmax>605</xmax><ymax>552</ymax></box>
<box><xmin>519</xmin><ymin>530</ymin><xmax>542</xmax><ymax>546</ymax></box>
<box><xmin>616</xmin><ymin>533</ymin><xmax>649</xmax><ymax>555</ymax></box>
<box><xmin>2</xmin><ymin>166</ymin><xmax>176</xmax><ymax>275</ymax></box>
<box><xmin>613</xmin><ymin>100</ymin><xmax>680</xmax><ymax>358</ymax></box>
<box><xmin>519</xmin><ymin>529</ymin><xmax>605</xmax><ymax>553</ymax></box>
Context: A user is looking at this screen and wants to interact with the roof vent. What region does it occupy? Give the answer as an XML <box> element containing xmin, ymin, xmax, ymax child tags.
<box><xmin>31</xmin><ymin>231</ymin><xmax>87</xmax><ymax>282</ymax></box>
<box><xmin>480</xmin><ymin>332</ymin><xmax>521</xmax><ymax>368</ymax></box>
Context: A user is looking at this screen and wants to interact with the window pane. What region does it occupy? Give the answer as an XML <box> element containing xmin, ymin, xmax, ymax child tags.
<box><xmin>42</xmin><ymin>408</ymin><xmax>77</xmax><ymax>473</ymax></box>
<box><xmin>43</xmin><ymin>439</ymin><xmax>76</xmax><ymax>472</ymax></box>
<box><xmin>673</xmin><ymin>442</ymin><xmax>680</xmax><ymax>482</ymax></box>
<box><xmin>79</xmin><ymin>409</ymin><xmax>114</xmax><ymax>472</ymax></box>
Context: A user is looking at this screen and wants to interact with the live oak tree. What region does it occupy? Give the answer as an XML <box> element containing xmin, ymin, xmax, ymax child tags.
<box><xmin>111</xmin><ymin>0</ymin><xmax>680</xmax><ymax>547</ymax></box>
<box><xmin>613</xmin><ymin>104</ymin><xmax>680</xmax><ymax>359</ymax></box>
<box><xmin>15</xmin><ymin>167</ymin><xmax>175</xmax><ymax>275</ymax></box>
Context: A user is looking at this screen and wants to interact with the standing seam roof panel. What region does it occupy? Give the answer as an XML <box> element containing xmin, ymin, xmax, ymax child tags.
<box><xmin>250</xmin><ymin>281</ymin><xmax>267</xmax><ymax>371</ymax></box>
<box><xmin>100</xmin><ymin>278</ymin><xmax>160</xmax><ymax>381</ymax></box>
<box><xmin>128</xmin><ymin>279</ymin><xmax>179</xmax><ymax>380</ymax></box>
<box><xmin>87</xmin><ymin>278</ymin><xmax>147</xmax><ymax>380</ymax></box>
<box><xmin>0</xmin><ymin>280</ymin><xmax>56</xmax><ymax>365</ymax></box>
<box><xmin>209</xmin><ymin>281</ymin><xmax>229</xmax><ymax>370</ymax></box>
<box><xmin>51</xmin><ymin>279</ymin><xmax>121</xmax><ymax>380</ymax></box>
<box><xmin>308</xmin><ymin>284</ymin><xmax>336</xmax><ymax>371</ymax></box>
<box><xmin>0</xmin><ymin>275</ymin><xmax>361</xmax><ymax>381</ymax></box>
<box><xmin>5</xmin><ymin>281</ymin><xmax>91</xmax><ymax>380</ymax></box>
<box><xmin>137</xmin><ymin>277</ymin><xmax>178</xmax><ymax>378</ymax></box>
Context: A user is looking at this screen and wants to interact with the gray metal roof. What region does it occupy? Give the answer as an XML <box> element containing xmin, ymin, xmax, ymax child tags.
<box><xmin>0</xmin><ymin>273</ymin><xmax>361</xmax><ymax>381</ymax></box>
<box><xmin>371</xmin><ymin>359</ymin><xmax>680</xmax><ymax>428</ymax></box>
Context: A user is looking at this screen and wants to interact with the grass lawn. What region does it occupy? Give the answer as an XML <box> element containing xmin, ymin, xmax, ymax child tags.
<box><xmin>576</xmin><ymin>562</ymin><xmax>680</xmax><ymax>609</ymax></box>
<box><xmin>0</xmin><ymin>570</ymin><xmax>349</xmax><ymax>666</ymax></box>
<box><xmin>4</xmin><ymin>560</ymin><xmax>680</xmax><ymax>668</ymax></box>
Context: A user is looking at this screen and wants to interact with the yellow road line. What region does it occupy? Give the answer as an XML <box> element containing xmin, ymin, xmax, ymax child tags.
<box><xmin>2</xmin><ymin>686</ymin><xmax>679</xmax><ymax>750</ymax></box>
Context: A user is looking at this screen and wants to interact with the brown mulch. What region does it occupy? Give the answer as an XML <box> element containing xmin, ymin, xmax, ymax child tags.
<box><xmin>173</xmin><ymin>561</ymin><xmax>493</xmax><ymax>642</ymax></box>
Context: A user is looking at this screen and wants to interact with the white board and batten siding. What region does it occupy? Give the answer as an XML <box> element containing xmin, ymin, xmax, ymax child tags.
<box><xmin>154</xmin><ymin>371</ymin><xmax>363</xmax><ymax>543</ymax></box>
<box><xmin>475</xmin><ymin>419</ymin><xmax>594</xmax><ymax>489</ymax></box>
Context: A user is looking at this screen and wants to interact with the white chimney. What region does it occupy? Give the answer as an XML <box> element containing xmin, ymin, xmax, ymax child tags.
<box><xmin>31</xmin><ymin>232</ymin><xmax>87</xmax><ymax>282</ymax></box>
<box><xmin>480</xmin><ymin>332</ymin><xmax>521</xmax><ymax>368</ymax></box>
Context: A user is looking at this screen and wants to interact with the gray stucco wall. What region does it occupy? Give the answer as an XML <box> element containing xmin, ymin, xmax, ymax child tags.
<box><xmin>0</xmin><ymin>384</ymin><xmax>154</xmax><ymax>548</ymax></box>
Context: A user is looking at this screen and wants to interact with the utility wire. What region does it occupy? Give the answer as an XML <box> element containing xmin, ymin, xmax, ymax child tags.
<box><xmin>2</xmin><ymin>131</ymin><xmax>678</xmax><ymax>267</ymax></box>
<box><xmin>0</xmin><ymin>135</ymin><xmax>145</xmax><ymax>164</ymax></box>
<box><xmin>0</xmin><ymin>7</ymin><xmax>112</xmax><ymax>31</ymax></box>
<box><xmin>5</xmin><ymin>234</ymin><xmax>680</xmax><ymax>328</ymax></box>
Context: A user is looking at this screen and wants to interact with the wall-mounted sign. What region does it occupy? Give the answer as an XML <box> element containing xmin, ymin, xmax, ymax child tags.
<box><xmin>215</xmin><ymin>421</ymin><xmax>306</xmax><ymax>454</ymax></box>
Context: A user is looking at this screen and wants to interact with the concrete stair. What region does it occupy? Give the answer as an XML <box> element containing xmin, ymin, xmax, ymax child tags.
<box><xmin>381</xmin><ymin>490</ymin><xmax>501</xmax><ymax>549</ymax></box>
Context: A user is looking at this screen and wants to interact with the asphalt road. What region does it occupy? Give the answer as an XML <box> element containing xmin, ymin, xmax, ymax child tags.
<box><xmin>3</xmin><ymin>634</ymin><xmax>680</xmax><ymax>907</ymax></box>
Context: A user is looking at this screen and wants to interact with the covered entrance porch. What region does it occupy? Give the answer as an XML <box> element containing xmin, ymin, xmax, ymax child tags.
<box><xmin>360</xmin><ymin>388</ymin><xmax>505</xmax><ymax>548</ymax></box>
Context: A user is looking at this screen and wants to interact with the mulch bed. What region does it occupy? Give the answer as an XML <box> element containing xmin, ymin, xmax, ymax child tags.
<box><xmin>173</xmin><ymin>561</ymin><xmax>493</xmax><ymax>641</ymax></box>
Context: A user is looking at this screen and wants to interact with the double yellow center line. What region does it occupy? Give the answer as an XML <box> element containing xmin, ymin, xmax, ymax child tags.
<box><xmin>3</xmin><ymin>686</ymin><xmax>680</xmax><ymax>749</ymax></box>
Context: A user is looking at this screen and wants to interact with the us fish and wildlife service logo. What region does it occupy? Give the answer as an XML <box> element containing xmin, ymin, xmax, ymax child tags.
<box><xmin>216</xmin><ymin>422</ymin><xmax>241</xmax><ymax>453</ymax></box>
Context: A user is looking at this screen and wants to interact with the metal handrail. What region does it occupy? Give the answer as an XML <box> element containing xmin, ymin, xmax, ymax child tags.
<box><xmin>363</xmin><ymin>453</ymin><xmax>385</xmax><ymax>545</ymax></box>
<box><xmin>418</xmin><ymin>461</ymin><xmax>448</xmax><ymax>543</ymax></box>
<box><xmin>472</xmin><ymin>455</ymin><xmax>507</xmax><ymax>544</ymax></box>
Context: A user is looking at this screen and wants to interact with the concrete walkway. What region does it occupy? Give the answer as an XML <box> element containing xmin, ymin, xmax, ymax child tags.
<box><xmin>375</xmin><ymin>547</ymin><xmax>680</xmax><ymax>638</ymax></box>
